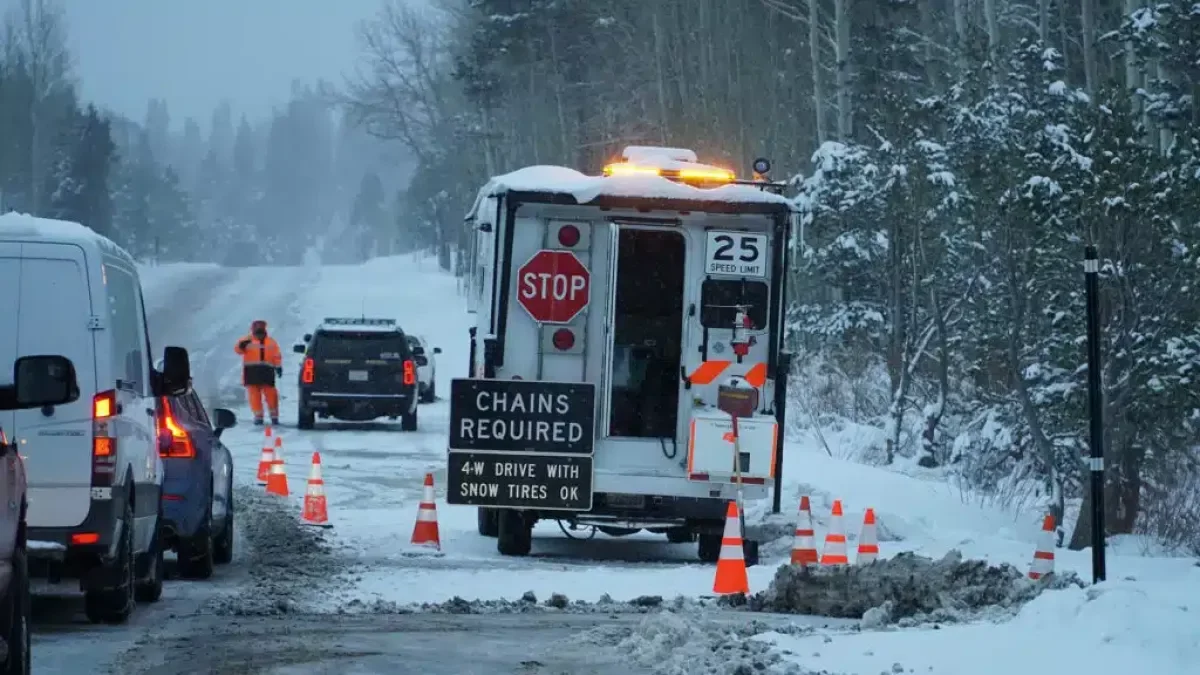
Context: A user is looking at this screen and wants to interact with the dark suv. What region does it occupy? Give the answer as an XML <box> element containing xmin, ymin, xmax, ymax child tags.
<box><xmin>292</xmin><ymin>318</ymin><xmax>419</xmax><ymax>431</ymax></box>
<box><xmin>0</xmin><ymin>354</ymin><xmax>82</xmax><ymax>675</ymax></box>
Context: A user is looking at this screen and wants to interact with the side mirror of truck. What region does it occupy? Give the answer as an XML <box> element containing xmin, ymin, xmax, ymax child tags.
<box><xmin>8</xmin><ymin>355</ymin><xmax>80</xmax><ymax>409</ymax></box>
<box><xmin>162</xmin><ymin>346</ymin><xmax>191</xmax><ymax>394</ymax></box>
<box><xmin>293</xmin><ymin>344</ymin><xmax>306</xmax><ymax>354</ymax></box>
<box><xmin>433</xmin><ymin>347</ymin><xmax>442</xmax><ymax>355</ymax></box>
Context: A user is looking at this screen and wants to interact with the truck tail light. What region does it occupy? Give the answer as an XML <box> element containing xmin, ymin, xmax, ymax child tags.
<box><xmin>557</xmin><ymin>224</ymin><xmax>581</xmax><ymax>247</ymax></box>
<box><xmin>552</xmin><ymin>328</ymin><xmax>575</xmax><ymax>351</ymax></box>
<box><xmin>403</xmin><ymin>360</ymin><xmax>416</xmax><ymax>385</ymax></box>
<box><xmin>91</xmin><ymin>389</ymin><xmax>117</xmax><ymax>486</ymax></box>
<box><xmin>158</xmin><ymin>397</ymin><xmax>195</xmax><ymax>458</ymax></box>
<box><xmin>302</xmin><ymin>358</ymin><xmax>315</xmax><ymax>384</ymax></box>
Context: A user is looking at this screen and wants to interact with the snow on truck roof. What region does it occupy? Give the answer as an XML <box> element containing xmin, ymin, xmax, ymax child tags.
<box><xmin>0</xmin><ymin>211</ymin><xmax>135</xmax><ymax>263</ymax></box>
<box><xmin>317</xmin><ymin>317</ymin><xmax>402</xmax><ymax>334</ymax></box>
<box><xmin>481</xmin><ymin>165</ymin><xmax>792</xmax><ymax>207</ymax></box>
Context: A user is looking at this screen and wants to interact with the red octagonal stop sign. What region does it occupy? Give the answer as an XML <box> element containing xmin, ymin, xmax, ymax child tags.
<box><xmin>516</xmin><ymin>249</ymin><xmax>591</xmax><ymax>324</ymax></box>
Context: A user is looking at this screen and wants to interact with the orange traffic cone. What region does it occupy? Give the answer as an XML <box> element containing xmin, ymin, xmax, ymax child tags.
<box><xmin>790</xmin><ymin>496</ymin><xmax>819</xmax><ymax>565</ymax></box>
<box><xmin>856</xmin><ymin>508</ymin><xmax>879</xmax><ymax>564</ymax></box>
<box><xmin>256</xmin><ymin>427</ymin><xmax>274</xmax><ymax>483</ymax></box>
<box><xmin>266</xmin><ymin>451</ymin><xmax>289</xmax><ymax>498</ymax></box>
<box><xmin>301</xmin><ymin>452</ymin><xmax>331</xmax><ymax>527</ymax></box>
<box><xmin>820</xmin><ymin>500</ymin><xmax>849</xmax><ymax>565</ymax></box>
<box><xmin>1029</xmin><ymin>514</ymin><xmax>1056</xmax><ymax>580</ymax></box>
<box><xmin>712</xmin><ymin>501</ymin><xmax>750</xmax><ymax>595</ymax></box>
<box><xmin>410</xmin><ymin>473</ymin><xmax>440</xmax><ymax>550</ymax></box>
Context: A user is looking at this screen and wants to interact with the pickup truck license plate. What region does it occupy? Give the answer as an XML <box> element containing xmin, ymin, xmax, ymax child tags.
<box><xmin>348</xmin><ymin>370</ymin><xmax>369</xmax><ymax>382</ymax></box>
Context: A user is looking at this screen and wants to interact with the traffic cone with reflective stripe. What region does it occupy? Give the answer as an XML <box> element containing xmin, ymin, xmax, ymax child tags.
<box><xmin>266</xmin><ymin>446</ymin><xmax>289</xmax><ymax>498</ymax></box>
<box><xmin>712</xmin><ymin>501</ymin><xmax>750</xmax><ymax>595</ymax></box>
<box><xmin>410</xmin><ymin>473</ymin><xmax>440</xmax><ymax>550</ymax></box>
<box><xmin>856</xmin><ymin>508</ymin><xmax>879</xmax><ymax>564</ymax></box>
<box><xmin>820</xmin><ymin>500</ymin><xmax>849</xmax><ymax>565</ymax></box>
<box><xmin>1029</xmin><ymin>514</ymin><xmax>1056</xmax><ymax>580</ymax></box>
<box><xmin>256</xmin><ymin>427</ymin><xmax>274</xmax><ymax>484</ymax></box>
<box><xmin>790</xmin><ymin>496</ymin><xmax>819</xmax><ymax>565</ymax></box>
<box><xmin>301</xmin><ymin>452</ymin><xmax>331</xmax><ymax>527</ymax></box>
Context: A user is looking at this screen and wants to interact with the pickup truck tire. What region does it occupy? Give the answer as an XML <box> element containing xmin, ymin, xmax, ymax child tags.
<box><xmin>697</xmin><ymin>533</ymin><xmax>721</xmax><ymax>563</ymax></box>
<box><xmin>84</xmin><ymin>501</ymin><xmax>135</xmax><ymax>624</ymax></box>
<box><xmin>477</xmin><ymin>507</ymin><xmax>498</xmax><ymax>537</ymax></box>
<box><xmin>0</xmin><ymin>545</ymin><xmax>30</xmax><ymax>675</ymax></box>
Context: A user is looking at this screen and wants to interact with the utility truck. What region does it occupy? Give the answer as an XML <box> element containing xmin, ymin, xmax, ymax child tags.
<box><xmin>447</xmin><ymin>146</ymin><xmax>796</xmax><ymax>563</ymax></box>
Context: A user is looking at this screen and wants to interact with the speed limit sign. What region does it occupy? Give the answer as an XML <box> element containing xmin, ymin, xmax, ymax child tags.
<box><xmin>704</xmin><ymin>231</ymin><xmax>768</xmax><ymax>278</ymax></box>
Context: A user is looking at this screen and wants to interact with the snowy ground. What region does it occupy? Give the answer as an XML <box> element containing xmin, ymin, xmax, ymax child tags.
<box><xmin>29</xmin><ymin>253</ymin><xmax>1199</xmax><ymax>674</ymax></box>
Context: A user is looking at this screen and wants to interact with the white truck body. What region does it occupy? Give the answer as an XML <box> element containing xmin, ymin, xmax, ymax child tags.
<box><xmin>454</xmin><ymin>150</ymin><xmax>797</xmax><ymax>553</ymax></box>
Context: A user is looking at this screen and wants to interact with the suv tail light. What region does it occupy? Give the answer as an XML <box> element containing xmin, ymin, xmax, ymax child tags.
<box><xmin>158</xmin><ymin>398</ymin><xmax>195</xmax><ymax>458</ymax></box>
<box><xmin>302</xmin><ymin>357</ymin><xmax>315</xmax><ymax>384</ymax></box>
<box><xmin>91</xmin><ymin>389</ymin><xmax>117</xmax><ymax>486</ymax></box>
<box><xmin>403</xmin><ymin>360</ymin><xmax>416</xmax><ymax>385</ymax></box>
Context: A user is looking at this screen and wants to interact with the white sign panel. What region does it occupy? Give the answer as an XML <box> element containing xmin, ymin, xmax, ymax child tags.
<box><xmin>704</xmin><ymin>231</ymin><xmax>768</xmax><ymax>278</ymax></box>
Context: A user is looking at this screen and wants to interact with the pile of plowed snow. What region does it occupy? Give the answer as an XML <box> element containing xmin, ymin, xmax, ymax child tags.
<box><xmin>744</xmin><ymin>550</ymin><xmax>1082</xmax><ymax>626</ymax></box>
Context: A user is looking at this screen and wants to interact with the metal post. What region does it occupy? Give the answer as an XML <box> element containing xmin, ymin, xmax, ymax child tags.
<box><xmin>1084</xmin><ymin>245</ymin><xmax>1106</xmax><ymax>583</ymax></box>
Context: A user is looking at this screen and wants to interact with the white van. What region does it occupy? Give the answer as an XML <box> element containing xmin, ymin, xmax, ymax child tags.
<box><xmin>0</xmin><ymin>213</ymin><xmax>189</xmax><ymax>624</ymax></box>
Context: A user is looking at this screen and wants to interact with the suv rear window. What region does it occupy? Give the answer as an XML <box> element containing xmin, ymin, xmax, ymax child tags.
<box><xmin>310</xmin><ymin>331</ymin><xmax>411</xmax><ymax>361</ymax></box>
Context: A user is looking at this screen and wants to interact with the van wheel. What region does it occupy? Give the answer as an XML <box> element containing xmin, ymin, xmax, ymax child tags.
<box><xmin>177</xmin><ymin>506</ymin><xmax>214</xmax><ymax>580</ymax></box>
<box><xmin>496</xmin><ymin>510</ymin><xmax>532</xmax><ymax>556</ymax></box>
<box><xmin>400</xmin><ymin>406</ymin><xmax>418</xmax><ymax>432</ymax></box>
<box><xmin>214</xmin><ymin>481</ymin><xmax>235</xmax><ymax>565</ymax></box>
<box><xmin>477</xmin><ymin>507</ymin><xmax>498</xmax><ymax>537</ymax></box>
<box><xmin>298</xmin><ymin>407</ymin><xmax>315</xmax><ymax>430</ymax></box>
<box><xmin>84</xmin><ymin>502</ymin><xmax>135</xmax><ymax>624</ymax></box>
<box><xmin>134</xmin><ymin>517</ymin><xmax>164</xmax><ymax>603</ymax></box>
<box><xmin>0</xmin><ymin>545</ymin><xmax>30</xmax><ymax>675</ymax></box>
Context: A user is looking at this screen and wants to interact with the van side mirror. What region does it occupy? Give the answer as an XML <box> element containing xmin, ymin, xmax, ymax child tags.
<box><xmin>162</xmin><ymin>346</ymin><xmax>191</xmax><ymax>393</ymax></box>
<box><xmin>293</xmin><ymin>344</ymin><xmax>306</xmax><ymax>354</ymax></box>
<box><xmin>8</xmin><ymin>355</ymin><xmax>80</xmax><ymax>409</ymax></box>
<box><xmin>211</xmin><ymin>407</ymin><xmax>236</xmax><ymax>438</ymax></box>
<box><xmin>433</xmin><ymin>347</ymin><xmax>442</xmax><ymax>355</ymax></box>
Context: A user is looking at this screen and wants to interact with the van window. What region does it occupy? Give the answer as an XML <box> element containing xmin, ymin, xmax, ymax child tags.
<box><xmin>105</xmin><ymin>265</ymin><xmax>147</xmax><ymax>393</ymax></box>
<box><xmin>700</xmin><ymin>279</ymin><xmax>769</xmax><ymax>329</ymax></box>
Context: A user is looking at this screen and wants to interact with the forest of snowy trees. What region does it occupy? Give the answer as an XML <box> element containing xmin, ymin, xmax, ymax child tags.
<box><xmin>343</xmin><ymin>0</ymin><xmax>1200</xmax><ymax>553</ymax></box>
<box><xmin>0</xmin><ymin>0</ymin><xmax>416</xmax><ymax>267</ymax></box>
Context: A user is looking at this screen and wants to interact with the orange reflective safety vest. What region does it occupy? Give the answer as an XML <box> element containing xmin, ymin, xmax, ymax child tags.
<box><xmin>235</xmin><ymin>334</ymin><xmax>283</xmax><ymax>387</ymax></box>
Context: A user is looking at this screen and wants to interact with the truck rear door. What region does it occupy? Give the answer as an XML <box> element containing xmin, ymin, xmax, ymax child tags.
<box><xmin>13</xmin><ymin>242</ymin><xmax>98</xmax><ymax>528</ymax></box>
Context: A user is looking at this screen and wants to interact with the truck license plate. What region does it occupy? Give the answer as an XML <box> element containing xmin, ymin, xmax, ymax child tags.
<box><xmin>605</xmin><ymin>493</ymin><xmax>645</xmax><ymax>508</ymax></box>
<box><xmin>348</xmin><ymin>370</ymin><xmax>369</xmax><ymax>382</ymax></box>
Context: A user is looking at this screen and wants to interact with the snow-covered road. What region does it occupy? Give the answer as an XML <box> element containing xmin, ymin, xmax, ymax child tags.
<box><xmin>30</xmin><ymin>253</ymin><xmax>1200</xmax><ymax>675</ymax></box>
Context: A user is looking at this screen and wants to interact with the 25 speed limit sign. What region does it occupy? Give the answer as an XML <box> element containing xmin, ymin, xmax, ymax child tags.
<box><xmin>704</xmin><ymin>231</ymin><xmax>768</xmax><ymax>278</ymax></box>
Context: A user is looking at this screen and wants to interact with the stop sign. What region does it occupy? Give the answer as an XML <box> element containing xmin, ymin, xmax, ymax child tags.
<box><xmin>516</xmin><ymin>250</ymin><xmax>591</xmax><ymax>324</ymax></box>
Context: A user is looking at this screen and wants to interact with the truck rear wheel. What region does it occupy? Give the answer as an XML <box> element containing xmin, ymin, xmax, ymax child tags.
<box><xmin>496</xmin><ymin>510</ymin><xmax>532</xmax><ymax>556</ymax></box>
<box><xmin>477</xmin><ymin>507</ymin><xmax>498</xmax><ymax>537</ymax></box>
<box><xmin>697</xmin><ymin>533</ymin><xmax>720</xmax><ymax>563</ymax></box>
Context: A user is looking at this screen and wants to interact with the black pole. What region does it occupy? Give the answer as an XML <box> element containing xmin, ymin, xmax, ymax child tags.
<box><xmin>1084</xmin><ymin>245</ymin><xmax>1106</xmax><ymax>583</ymax></box>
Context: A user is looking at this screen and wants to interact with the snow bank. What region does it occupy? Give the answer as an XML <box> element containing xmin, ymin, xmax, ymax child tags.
<box><xmin>757</xmin><ymin>567</ymin><xmax>1200</xmax><ymax>675</ymax></box>
<box><xmin>746</xmin><ymin>550</ymin><xmax>1080</xmax><ymax>624</ymax></box>
<box><xmin>485</xmin><ymin>165</ymin><xmax>791</xmax><ymax>205</ymax></box>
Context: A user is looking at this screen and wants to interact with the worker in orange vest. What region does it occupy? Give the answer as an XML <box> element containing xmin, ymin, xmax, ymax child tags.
<box><xmin>234</xmin><ymin>319</ymin><xmax>283</xmax><ymax>425</ymax></box>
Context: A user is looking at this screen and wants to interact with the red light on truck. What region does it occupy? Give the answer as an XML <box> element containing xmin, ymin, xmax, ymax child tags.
<box><xmin>557</xmin><ymin>224</ymin><xmax>581</xmax><ymax>247</ymax></box>
<box><xmin>552</xmin><ymin>328</ymin><xmax>575</xmax><ymax>351</ymax></box>
<box><xmin>403</xmin><ymin>360</ymin><xmax>416</xmax><ymax>385</ymax></box>
<box><xmin>302</xmin><ymin>358</ymin><xmax>314</xmax><ymax>384</ymax></box>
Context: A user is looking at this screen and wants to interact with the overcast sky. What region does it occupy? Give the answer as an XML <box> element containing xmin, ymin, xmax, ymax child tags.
<box><xmin>8</xmin><ymin>0</ymin><xmax>381</xmax><ymax>129</ymax></box>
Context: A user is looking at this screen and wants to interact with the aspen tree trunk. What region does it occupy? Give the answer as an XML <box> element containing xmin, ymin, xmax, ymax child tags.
<box><xmin>1080</xmin><ymin>0</ymin><xmax>1097</xmax><ymax>97</ymax></box>
<box><xmin>809</xmin><ymin>0</ymin><xmax>827</xmax><ymax>144</ymax></box>
<box><xmin>834</xmin><ymin>0</ymin><xmax>852</xmax><ymax>140</ymax></box>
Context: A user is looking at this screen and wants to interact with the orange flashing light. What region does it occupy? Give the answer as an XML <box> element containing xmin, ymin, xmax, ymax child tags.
<box><xmin>602</xmin><ymin>162</ymin><xmax>736</xmax><ymax>184</ymax></box>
